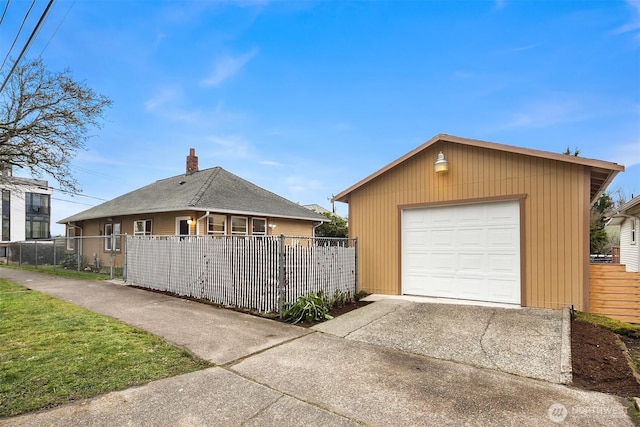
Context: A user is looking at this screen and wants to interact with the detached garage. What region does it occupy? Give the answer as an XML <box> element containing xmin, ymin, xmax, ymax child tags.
<box><xmin>333</xmin><ymin>134</ymin><xmax>624</xmax><ymax>311</ymax></box>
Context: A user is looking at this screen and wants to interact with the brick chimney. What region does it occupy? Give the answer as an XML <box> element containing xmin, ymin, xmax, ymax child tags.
<box><xmin>186</xmin><ymin>148</ymin><xmax>198</xmax><ymax>174</ymax></box>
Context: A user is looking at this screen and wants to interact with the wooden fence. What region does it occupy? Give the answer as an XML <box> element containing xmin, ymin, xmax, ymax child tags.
<box><xmin>125</xmin><ymin>235</ymin><xmax>357</xmax><ymax>314</ymax></box>
<box><xmin>589</xmin><ymin>263</ymin><xmax>640</xmax><ymax>324</ymax></box>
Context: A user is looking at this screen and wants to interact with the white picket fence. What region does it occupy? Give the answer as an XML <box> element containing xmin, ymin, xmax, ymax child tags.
<box><xmin>125</xmin><ymin>235</ymin><xmax>357</xmax><ymax>314</ymax></box>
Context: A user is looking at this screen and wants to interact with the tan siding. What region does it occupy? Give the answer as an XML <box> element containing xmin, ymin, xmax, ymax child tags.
<box><xmin>71</xmin><ymin>212</ymin><xmax>317</xmax><ymax>270</ymax></box>
<box><xmin>269</xmin><ymin>218</ymin><xmax>315</xmax><ymax>237</ymax></box>
<box><xmin>347</xmin><ymin>142</ymin><xmax>589</xmax><ymax>310</ymax></box>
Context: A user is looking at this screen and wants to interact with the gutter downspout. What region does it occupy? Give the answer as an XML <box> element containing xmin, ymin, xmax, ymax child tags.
<box><xmin>196</xmin><ymin>211</ymin><xmax>210</xmax><ymax>235</ymax></box>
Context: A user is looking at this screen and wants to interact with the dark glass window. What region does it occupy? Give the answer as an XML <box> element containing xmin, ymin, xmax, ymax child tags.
<box><xmin>25</xmin><ymin>193</ymin><xmax>50</xmax><ymax>239</ymax></box>
<box><xmin>2</xmin><ymin>190</ymin><xmax>9</xmax><ymax>241</ymax></box>
<box><xmin>26</xmin><ymin>193</ymin><xmax>49</xmax><ymax>215</ymax></box>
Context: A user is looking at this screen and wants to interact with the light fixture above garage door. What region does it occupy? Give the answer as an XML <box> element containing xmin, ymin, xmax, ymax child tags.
<box><xmin>434</xmin><ymin>151</ymin><xmax>449</xmax><ymax>173</ymax></box>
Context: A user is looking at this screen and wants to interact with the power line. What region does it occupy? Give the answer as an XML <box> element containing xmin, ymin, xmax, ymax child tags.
<box><xmin>38</xmin><ymin>0</ymin><xmax>74</xmax><ymax>56</ymax></box>
<box><xmin>0</xmin><ymin>0</ymin><xmax>54</xmax><ymax>94</ymax></box>
<box><xmin>51</xmin><ymin>196</ymin><xmax>95</xmax><ymax>207</ymax></box>
<box><xmin>0</xmin><ymin>0</ymin><xmax>35</xmax><ymax>74</ymax></box>
<box><xmin>0</xmin><ymin>0</ymin><xmax>11</xmax><ymax>28</ymax></box>
<box><xmin>50</xmin><ymin>187</ymin><xmax>108</xmax><ymax>201</ymax></box>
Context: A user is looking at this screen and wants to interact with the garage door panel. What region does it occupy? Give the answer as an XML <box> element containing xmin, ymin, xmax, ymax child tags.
<box><xmin>486</xmin><ymin>202</ymin><xmax>519</xmax><ymax>222</ymax></box>
<box><xmin>426</xmin><ymin>275</ymin><xmax>457</xmax><ymax>297</ymax></box>
<box><xmin>404</xmin><ymin>253</ymin><xmax>428</xmax><ymax>270</ymax></box>
<box><xmin>458</xmin><ymin>228</ymin><xmax>485</xmax><ymax>247</ymax></box>
<box><xmin>488</xmin><ymin>254</ymin><xmax>519</xmax><ymax>273</ymax></box>
<box><xmin>404</xmin><ymin>232</ymin><xmax>429</xmax><ymax>250</ymax></box>
<box><xmin>487</xmin><ymin>278</ymin><xmax>520</xmax><ymax>302</ymax></box>
<box><xmin>402</xmin><ymin>200</ymin><xmax>521</xmax><ymax>305</ymax></box>
<box><xmin>457</xmin><ymin>254</ymin><xmax>485</xmax><ymax>272</ymax></box>
<box><xmin>429</xmin><ymin>208</ymin><xmax>456</xmax><ymax>225</ymax></box>
<box><xmin>431</xmin><ymin>228</ymin><xmax>456</xmax><ymax>247</ymax></box>
<box><xmin>487</xmin><ymin>227</ymin><xmax>519</xmax><ymax>248</ymax></box>
<box><xmin>457</xmin><ymin>276</ymin><xmax>489</xmax><ymax>299</ymax></box>
<box><xmin>457</xmin><ymin>205</ymin><xmax>485</xmax><ymax>224</ymax></box>
<box><xmin>430</xmin><ymin>253</ymin><xmax>456</xmax><ymax>271</ymax></box>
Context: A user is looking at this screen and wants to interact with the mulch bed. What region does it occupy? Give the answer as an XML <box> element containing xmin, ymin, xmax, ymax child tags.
<box><xmin>276</xmin><ymin>300</ymin><xmax>372</xmax><ymax>328</ymax></box>
<box><xmin>571</xmin><ymin>319</ymin><xmax>640</xmax><ymax>398</ymax></box>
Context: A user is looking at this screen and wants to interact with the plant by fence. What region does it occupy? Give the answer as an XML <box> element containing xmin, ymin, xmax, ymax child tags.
<box><xmin>125</xmin><ymin>235</ymin><xmax>357</xmax><ymax>315</ymax></box>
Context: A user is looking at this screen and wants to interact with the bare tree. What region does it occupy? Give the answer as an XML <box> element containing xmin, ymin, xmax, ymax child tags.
<box><xmin>0</xmin><ymin>58</ymin><xmax>112</xmax><ymax>192</ymax></box>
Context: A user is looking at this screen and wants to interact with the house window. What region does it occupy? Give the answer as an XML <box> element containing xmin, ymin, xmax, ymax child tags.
<box><xmin>104</xmin><ymin>223</ymin><xmax>121</xmax><ymax>251</ymax></box>
<box><xmin>67</xmin><ymin>227</ymin><xmax>75</xmax><ymax>251</ymax></box>
<box><xmin>25</xmin><ymin>216</ymin><xmax>49</xmax><ymax>239</ymax></box>
<box><xmin>26</xmin><ymin>193</ymin><xmax>50</xmax><ymax>215</ymax></box>
<box><xmin>231</xmin><ymin>216</ymin><xmax>247</xmax><ymax>236</ymax></box>
<box><xmin>24</xmin><ymin>193</ymin><xmax>50</xmax><ymax>239</ymax></box>
<box><xmin>252</xmin><ymin>218</ymin><xmax>266</xmax><ymax>236</ymax></box>
<box><xmin>632</xmin><ymin>218</ymin><xmax>637</xmax><ymax>245</ymax></box>
<box><xmin>2</xmin><ymin>190</ymin><xmax>9</xmax><ymax>241</ymax></box>
<box><xmin>134</xmin><ymin>219</ymin><xmax>152</xmax><ymax>236</ymax></box>
<box><xmin>208</xmin><ymin>214</ymin><xmax>226</xmax><ymax>235</ymax></box>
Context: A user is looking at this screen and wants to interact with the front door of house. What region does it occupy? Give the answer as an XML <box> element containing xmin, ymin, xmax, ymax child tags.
<box><xmin>176</xmin><ymin>217</ymin><xmax>190</xmax><ymax>236</ymax></box>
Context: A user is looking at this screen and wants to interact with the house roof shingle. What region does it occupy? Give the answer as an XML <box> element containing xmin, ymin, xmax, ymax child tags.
<box><xmin>58</xmin><ymin>167</ymin><xmax>326</xmax><ymax>224</ymax></box>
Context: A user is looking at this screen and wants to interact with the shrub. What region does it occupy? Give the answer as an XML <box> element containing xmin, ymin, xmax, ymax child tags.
<box><xmin>355</xmin><ymin>290</ymin><xmax>370</xmax><ymax>301</ymax></box>
<box><xmin>282</xmin><ymin>291</ymin><xmax>333</xmax><ymax>324</ymax></box>
<box><xmin>329</xmin><ymin>289</ymin><xmax>353</xmax><ymax>309</ymax></box>
<box><xmin>59</xmin><ymin>254</ymin><xmax>84</xmax><ymax>270</ymax></box>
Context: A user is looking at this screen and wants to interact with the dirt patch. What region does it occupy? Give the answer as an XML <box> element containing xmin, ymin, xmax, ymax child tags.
<box><xmin>571</xmin><ymin>319</ymin><xmax>640</xmax><ymax>398</ymax></box>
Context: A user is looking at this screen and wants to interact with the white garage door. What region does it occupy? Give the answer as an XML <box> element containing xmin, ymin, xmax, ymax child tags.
<box><xmin>402</xmin><ymin>200</ymin><xmax>521</xmax><ymax>305</ymax></box>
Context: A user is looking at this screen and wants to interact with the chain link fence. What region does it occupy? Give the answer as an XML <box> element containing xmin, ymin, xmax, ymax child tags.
<box><xmin>1</xmin><ymin>236</ymin><xmax>125</xmax><ymax>279</ymax></box>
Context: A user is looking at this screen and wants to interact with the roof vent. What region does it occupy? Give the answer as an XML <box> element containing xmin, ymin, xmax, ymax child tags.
<box><xmin>186</xmin><ymin>148</ymin><xmax>198</xmax><ymax>175</ymax></box>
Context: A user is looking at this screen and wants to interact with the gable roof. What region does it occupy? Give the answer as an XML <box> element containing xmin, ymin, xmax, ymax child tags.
<box><xmin>607</xmin><ymin>194</ymin><xmax>640</xmax><ymax>226</ymax></box>
<box><xmin>303</xmin><ymin>204</ymin><xmax>332</xmax><ymax>215</ymax></box>
<box><xmin>333</xmin><ymin>134</ymin><xmax>624</xmax><ymax>205</ymax></box>
<box><xmin>58</xmin><ymin>167</ymin><xmax>326</xmax><ymax>223</ymax></box>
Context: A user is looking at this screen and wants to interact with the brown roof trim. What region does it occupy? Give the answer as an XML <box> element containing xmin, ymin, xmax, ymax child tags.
<box><xmin>332</xmin><ymin>134</ymin><xmax>625</xmax><ymax>203</ymax></box>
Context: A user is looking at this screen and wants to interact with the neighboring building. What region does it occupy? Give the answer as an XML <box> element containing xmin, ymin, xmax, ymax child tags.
<box><xmin>333</xmin><ymin>134</ymin><xmax>624</xmax><ymax>311</ymax></box>
<box><xmin>303</xmin><ymin>204</ymin><xmax>333</xmax><ymax>215</ymax></box>
<box><xmin>0</xmin><ymin>166</ymin><xmax>53</xmax><ymax>257</ymax></box>
<box><xmin>608</xmin><ymin>195</ymin><xmax>640</xmax><ymax>272</ymax></box>
<box><xmin>58</xmin><ymin>149</ymin><xmax>326</xmax><ymax>268</ymax></box>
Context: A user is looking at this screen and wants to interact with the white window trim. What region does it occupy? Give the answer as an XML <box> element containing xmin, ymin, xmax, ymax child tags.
<box><xmin>104</xmin><ymin>223</ymin><xmax>121</xmax><ymax>252</ymax></box>
<box><xmin>66</xmin><ymin>227</ymin><xmax>75</xmax><ymax>251</ymax></box>
<box><xmin>231</xmin><ymin>216</ymin><xmax>248</xmax><ymax>236</ymax></box>
<box><xmin>133</xmin><ymin>219</ymin><xmax>152</xmax><ymax>236</ymax></box>
<box><xmin>632</xmin><ymin>218</ymin><xmax>638</xmax><ymax>245</ymax></box>
<box><xmin>208</xmin><ymin>214</ymin><xmax>227</xmax><ymax>235</ymax></box>
<box><xmin>175</xmin><ymin>216</ymin><xmax>192</xmax><ymax>236</ymax></box>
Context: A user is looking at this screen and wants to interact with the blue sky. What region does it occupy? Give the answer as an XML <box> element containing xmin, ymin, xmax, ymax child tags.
<box><xmin>2</xmin><ymin>0</ymin><xmax>639</xmax><ymax>236</ymax></box>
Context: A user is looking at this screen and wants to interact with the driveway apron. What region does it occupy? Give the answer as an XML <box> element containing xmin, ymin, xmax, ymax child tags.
<box><xmin>313</xmin><ymin>298</ymin><xmax>572</xmax><ymax>384</ymax></box>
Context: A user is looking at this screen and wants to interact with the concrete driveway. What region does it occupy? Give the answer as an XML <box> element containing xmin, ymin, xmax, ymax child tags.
<box><xmin>313</xmin><ymin>297</ymin><xmax>572</xmax><ymax>384</ymax></box>
<box><xmin>0</xmin><ymin>268</ymin><xmax>633</xmax><ymax>427</ymax></box>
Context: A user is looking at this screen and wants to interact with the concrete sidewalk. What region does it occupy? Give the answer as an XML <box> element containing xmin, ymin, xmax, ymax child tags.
<box><xmin>0</xmin><ymin>268</ymin><xmax>307</xmax><ymax>365</ymax></box>
<box><xmin>0</xmin><ymin>269</ymin><xmax>634</xmax><ymax>426</ymax></box>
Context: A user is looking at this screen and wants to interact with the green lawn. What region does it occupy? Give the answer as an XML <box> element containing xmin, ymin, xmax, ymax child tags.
<box><xmin>1</xmin><ymin>264</ymin><xmax>119</xmax><ymax>280</ymax></box>
<box><xmin>575</xmin><ymin>311</ymin><xmax>640</xmax><ymax>338</ymax></box>
<box><xmin>0</xmin><ymin>279</ymin><xmax>213</xmax><ymax>418</ymax></box>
